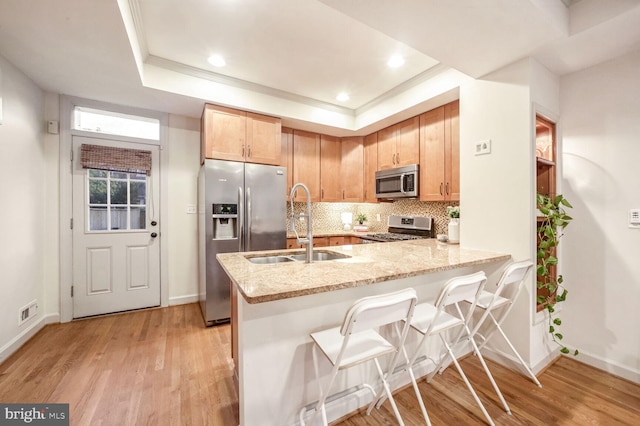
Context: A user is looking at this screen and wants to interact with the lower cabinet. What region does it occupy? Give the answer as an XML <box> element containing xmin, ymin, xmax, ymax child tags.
<box><xmin>287</xmin><ymin>235</ymin><xmax>361</xmax><ymax>248</ymax></box>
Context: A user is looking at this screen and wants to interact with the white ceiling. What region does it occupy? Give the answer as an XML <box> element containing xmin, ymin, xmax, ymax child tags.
<box><xmin>0</xmin><ymin>0</ymin><xmax>639</xmax><ymax>135</ymax></box>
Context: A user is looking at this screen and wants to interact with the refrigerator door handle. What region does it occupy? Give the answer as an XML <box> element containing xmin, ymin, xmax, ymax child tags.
<box><xmin>238</xmin><ymin>186</ymin><xmax>244</xmax><ymax>251</ymax></box>
<box><xmin>246</xmin><ymin>187</ymin><xmax>252</xmax><ymax>251</ymax></box>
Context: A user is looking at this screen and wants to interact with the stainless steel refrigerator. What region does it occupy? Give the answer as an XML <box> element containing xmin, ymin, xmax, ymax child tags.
<box><xmin>198</xmin><ymin>159</ymin><xmax>287</xmax><ymax>326</ymax></box>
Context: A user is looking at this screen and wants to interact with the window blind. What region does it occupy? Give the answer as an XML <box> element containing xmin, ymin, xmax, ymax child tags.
<box><xmin>80</xmin><ymin>144</ymin><xmax>152</xmax><ymax>176</ymax></box>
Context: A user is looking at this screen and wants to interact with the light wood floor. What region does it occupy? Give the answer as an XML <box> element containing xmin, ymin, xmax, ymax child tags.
<box><xmin>1</xmin><ymin>303</ymin><xmax>638</xmax><ymax>425</ymax></box>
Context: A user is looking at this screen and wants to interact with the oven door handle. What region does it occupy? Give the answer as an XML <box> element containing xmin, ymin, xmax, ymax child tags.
<box><xmin>400</xmin><ymin>173</ymin><xmax>406</xmax><ymax>194</ymax></box>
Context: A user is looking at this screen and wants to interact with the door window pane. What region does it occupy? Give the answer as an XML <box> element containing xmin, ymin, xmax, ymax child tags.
<box><xmin>130</xmin><ymin>207</ymin><xmax>146</xmax><ymax>230</ymax></box>
<box><xmin>110</xmin><ymin>181</ymin><xmax>127</xmax><ymax>204</ymax></box>
<box><xmin>89</xmin><ymin>206</ymin><xmax>108</xmax><ymax>231</ymax></box>
<box><xmin>87</xmin><ymin>168</ymin><xmax>148</xmax><ymax>232</ymax></box>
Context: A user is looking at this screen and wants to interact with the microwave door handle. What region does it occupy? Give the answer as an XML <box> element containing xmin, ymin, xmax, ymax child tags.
<box><xmin>400</xmin><ymin>173</ymin><xmax>406</xmax><ymax>194</ymax></box>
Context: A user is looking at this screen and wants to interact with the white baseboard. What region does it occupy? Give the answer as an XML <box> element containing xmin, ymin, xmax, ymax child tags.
<box><xmin>0</xmin><ymin>313</ymin><xmax>59</xmax><ymax>364</ymax></box>
<box><xmin>481</xmin><ymin>344</ymin><xmax>639</xmax><ymax>385</ymax></box>
<box><xmin>168</xmin><ymin>293</ymin><xmax>199</xmax><ymax>306</ymax></box>
<box><xmin>573</xmin><ymin>350</ymin><xmax>640</xmax><ymax>384</ymax></box>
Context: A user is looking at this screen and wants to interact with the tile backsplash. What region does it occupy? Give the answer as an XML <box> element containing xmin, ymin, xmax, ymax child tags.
<box><xmin>287</xmin><ymin>200</ymin><xmax>459</xmax><ymax>236</ymax></box>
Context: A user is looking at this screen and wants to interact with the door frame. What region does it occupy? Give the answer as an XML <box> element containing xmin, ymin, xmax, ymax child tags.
<box><xmin>59</xmin><ymin>95</ymin><xmax>169</xmax><ymax>322</ymax></box>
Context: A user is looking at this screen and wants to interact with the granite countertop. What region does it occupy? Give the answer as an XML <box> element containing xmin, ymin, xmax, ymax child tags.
<box><xmin>217</xmin><ymin>240</ymin><xmax>511</xmax><ymax>304</ymax></box>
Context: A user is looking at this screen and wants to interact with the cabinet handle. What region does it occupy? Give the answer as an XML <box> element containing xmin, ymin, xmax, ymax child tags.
<box><xmin>342</xmin><ymin>190</ymin><xmax>345</xmax><ymax>200</ymax></box>
<box><xmin>247</xmin><ymin>145</ymin><xmax>251</xmax><ymax>157</ymax></box>
<box><xmin>439</xmin><ymin>182</ymin><xmax>443</xmax><ymax>195</ymax></box>
<box><xmin>397</xmin><ymin>152</ymin><xmax>400</xmax><ymax>164</ymax></box>
<box><xmin>445</xmin><ymin>182</ymin><xmax>450</xmax><ymax>195</ymax></box>
<box><xmin>392</xmin><ymin>153</ymin><xmax>396</xmax><ymax>165</ymax></box>
<box><xmin>322</xmin><ymin>189</ymin><xmax>324</xmax><ymax>199</ymax></box>
<box><xmin>242</xmin><ymin>145</ymin><xmax>245</xmax><ymax>157</ymax></box>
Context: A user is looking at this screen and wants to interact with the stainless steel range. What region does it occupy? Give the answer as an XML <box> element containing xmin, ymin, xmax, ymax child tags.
<box><xmin>360</xmin><ymin>215</ymin><xmax>433</xmax><ymax>243</ymax></box>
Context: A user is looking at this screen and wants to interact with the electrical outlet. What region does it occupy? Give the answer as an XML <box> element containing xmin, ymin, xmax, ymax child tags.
<box><xmin>186</xmin><ymin>204</ymin><xmax>197</xmax><ymax>214</ymax></box>
<box><xmin>475</xmin><ymin>139</ymin><xmax>491</xmax><ymax>156</ymax></box>
<box><xmin>18</xmin><ymin>300</ymin><xmax>38</xmax><ymax>326</ymax></box>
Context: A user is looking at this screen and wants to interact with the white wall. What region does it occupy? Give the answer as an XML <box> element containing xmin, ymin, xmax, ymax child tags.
<box><xmin>560</xmin><ymin>49</ymin><xmax>640</xmax><ymax>382</ymax></box>
<box><xmin>459</xmin><ymin>57</ymin><xmax>569</xmax><ymax>372</ymax></box>
<box><xmin>0</xmin><ymin>55</ymin><xmax>48</xmax><ymax>362</ymax></box>
<box><xmin>0</xmin><ymin>54</ymin><xmax>203</xmax><ymax>360</ymax></box>
<box><xmin>167</xmin><ymin>114</ymin><xmax>201</xmax><ymax>304</ymax></box>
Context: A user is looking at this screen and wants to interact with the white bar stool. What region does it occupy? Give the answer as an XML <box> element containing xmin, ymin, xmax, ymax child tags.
<box><xmin>299</xmin><ymin>288</ymin><xmax>418</xmax><ymax>426</ymax></box>
<box><xmin>465</xmin><ymin>260</ymin><xmax>541</xmax><ymax>387</ymax></box>
<box><xmin>386</xmin><ymin>271</ymin><xmax>497</xmax><ymax>426</ymax></box>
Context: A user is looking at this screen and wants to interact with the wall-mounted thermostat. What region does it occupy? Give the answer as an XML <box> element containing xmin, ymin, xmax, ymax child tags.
<box><xmin>47</xmin><ymin>120</ymin><xmax>59</xmax><ymax>134</ymax></box>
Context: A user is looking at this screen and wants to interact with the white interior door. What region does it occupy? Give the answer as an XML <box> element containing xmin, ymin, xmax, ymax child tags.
<box><xmin>72</xmin><ymin>136</ymin><xmax>160</xmax><ymax>318</ymax></box>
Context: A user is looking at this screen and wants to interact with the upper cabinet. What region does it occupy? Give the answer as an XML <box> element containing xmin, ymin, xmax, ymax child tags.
<box><xmin>341</xmin><ymin>136</ymin><xmax>364</xmax><ymax>202</ymax></box>
<box><xmin>292</xmin><ymin>130</ymin><xmax>321</xmax><ymax>202</ymax></box>
<box><xmin>281</xmin><ymin>127</ymin><xmax>294</xmax><ymax>197</ymax></box>
<box><xmin>377</xmin><ymin>117</ymin><xmax>420</xmax><ymax>170</ymax></box>
<box><xmin>320</xmin><ymin>135</ymin><xmax>342</xmax><ymax>202</ymax></box>
<box><xmin>363</xmin><ymin>133</ymin><xmax>378</xmax><ymax>203</ymax></box>
<box><xmin>419</xmin><ymin>100</ymin><xmax>460</xmax><ymax>202</ymax></box>
<box><xmin>201</xmin><ymin>104</ymin><xmax>282</xmax><ymax>165</ymax></box>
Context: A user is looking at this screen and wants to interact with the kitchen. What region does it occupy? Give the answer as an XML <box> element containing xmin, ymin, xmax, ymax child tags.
<box><xmin>1</xmin><ymin>0</ymin><xmax>640</xmax><ymax>425</ymax></box>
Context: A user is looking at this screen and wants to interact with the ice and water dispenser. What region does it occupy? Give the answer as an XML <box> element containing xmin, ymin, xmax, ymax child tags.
<box><xmin>212</xmin><ymin>203</ymin><xmax>237</xmax><ymax>239</ymax></box>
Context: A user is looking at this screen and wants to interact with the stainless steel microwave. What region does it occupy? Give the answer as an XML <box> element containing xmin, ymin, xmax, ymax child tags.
<box><xmin>375</xmin><ymin>164</ymin><xmax>419</xmax><ymax>199</ymax></box>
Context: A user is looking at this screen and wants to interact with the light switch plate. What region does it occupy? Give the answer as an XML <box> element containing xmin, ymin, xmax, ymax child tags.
<box><xmin>475</xmin><ymin>139</ymin><xmax>491</xmax><ymax>156</ymax></box>
<box><xmin>629</xmin><ymin>209</ymin><xmax>640</xmax><ymax>228</ymax></box>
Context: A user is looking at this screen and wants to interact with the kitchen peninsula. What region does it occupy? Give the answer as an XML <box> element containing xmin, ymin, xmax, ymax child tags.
<box><xmin>218</xmin><ymin>240</ymin><xmax>510</xmax><ymax>426</ymax></box>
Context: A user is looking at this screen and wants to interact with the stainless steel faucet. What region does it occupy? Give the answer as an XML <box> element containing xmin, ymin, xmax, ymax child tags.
<box><xmin>289</xmin><ymin>183</ymin><xmax>313</xmax><ymax>263</ymax></box>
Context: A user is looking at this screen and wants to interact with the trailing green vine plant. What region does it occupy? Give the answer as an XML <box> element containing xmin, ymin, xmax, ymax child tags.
<box><xmin>536</xmin><ymin>193</ymin><xmax>578</xmax><ymax>355</ymax></box>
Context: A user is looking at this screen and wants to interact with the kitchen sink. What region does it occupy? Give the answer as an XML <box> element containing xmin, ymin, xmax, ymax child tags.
<box><xmin>247</xmin><ymin>255</ymin><xmax>295</xmax><ymax>264</ymax></box>
<box><xmin>287</xmin><ymin>251</ymin><xmax>351</xmax><ymax>262</ymax></box>
<box><xmin>246</xmin><ymin>250</ymin><xmax>350</xmax><ymax>264</ymax></box>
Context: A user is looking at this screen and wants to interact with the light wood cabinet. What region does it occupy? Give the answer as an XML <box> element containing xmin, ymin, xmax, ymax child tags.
<box><xmin>287</xmin><ymin>238</ymin><xmax>303</xmax><ymax>249</ymax></box>
<box><xmin>313</xmin><ymin>237</ymin><xmax>329</xmax><ymax>247</ymax></box>
<box><xmin>419</xmin><ymin>101</ymin><xmax>459</xmax><ymax>202</ymax></box>
<box><xmin>328</xmin><ymin>236</ymin><xmax>345</xmax><ymax>246</ymax></box>
<box><xmin>292</xmin><ymin>130</ymin><xmax>321</xmax><ymax>202</ymax></box>
<box><xmin>201</xmin><ymin>104</ymin><xmax>281</xmax><ymax>165</ymax></box>
<box><xmin>363</xmin><ymin>133</ymin><xmax>378</xmax><ymax>202</ymax></box>
<box><xmin>341</xmin><ymin>136</ymin><xmax>364</xmax><ymax>202</ymax></box>
<box><xmin>377</xmin><ymin>117</ymin><xmax>420</xmax><ymax>170</ymax></box>
<box><xmin>281</xmin><ymin>127</ymin><xmax>294</xmax><ymax>197</ymax></box>
<box><xmin>320</xmin><ymin>135</ymin><xmax>342</xmax><ymax>202</ymax></box>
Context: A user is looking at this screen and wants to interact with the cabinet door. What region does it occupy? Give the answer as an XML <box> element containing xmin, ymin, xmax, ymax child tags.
<box><xmin>246</xmin><ymin>112</ymin><xmax>282</xmax><ymax>165</ymax></box>
<box><xmin>341</xmin><ymin>136</ymin><xmax>364</xmax><ymax>202</ymax></box>
<box><xmin>419</xmin><ymin>106</ymin><xmax>446</xmax><ymax>201</ymax></box>
<box><xmin>377</xmin><ymin>126</ymin><xmax>397</xmax><ymax>170</ymax></box>
<box><xmin>444</xmin><ymin>100</ymin><xmax>460</xmax><ymax>201</ymax></box>
<box><xmin>202</xmin><ymin>104</ymin><xmax>246</xmax><ymax>162</ymax></box>
<box><xmin>396</xmin><ymin>117</ymin><xmax>420</xmax><ymax>166</ymax></box>
<box><xmin>292</xmin><ymin>130</ymin><xmax>321</xmax><ymax>202</ymax></box>
<box><xmin>281</xmin><ymin>127</ymin><xmax>294</xmax><ymax>197</ymax></box>
<box><xmin>320</xmin><ymin>135</ymin><xmax>342</xmax><ymax>202</ymax></box>
<box><xmin>363</xmin><ymin>133</ymin><xmax>378</xmax><ymax>203</ymax></box>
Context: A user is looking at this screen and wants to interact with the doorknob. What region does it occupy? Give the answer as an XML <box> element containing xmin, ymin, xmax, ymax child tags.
<box><xmin>150</xmin><ymin>232</ymin><xmax>158</xmax><ymax>238</ymax></box>
<box><xmin>151</xmin><ymin>220</ymin><xmax>158</xmax><ymax>226</ymax></box>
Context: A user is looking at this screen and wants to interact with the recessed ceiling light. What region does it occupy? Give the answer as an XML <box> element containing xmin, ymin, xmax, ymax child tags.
<box><xmin>207</xmin><ymin>54</ymin><xmax>226</xmax><ymax>67</ymax></box>
<box><xmin>336</xmin><ymin>93</ymin><xmax>350</xmax><ymax>102</ymax></box>
<box><xmin>387</xmin><ymin>55</ymin><xmax>405</xmax><ymax>68</ymax></box>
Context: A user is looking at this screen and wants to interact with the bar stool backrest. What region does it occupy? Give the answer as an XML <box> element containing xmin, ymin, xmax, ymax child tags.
<box><xmin>340</xmin><ymin>288</ymin><xmax>418</xmax><ymax>336</ymax></box>
<box><xmin>425</xmin><ymin>271</ymin><xmax>487</xmax><ymax>337</ymax></box>
<box><xmin>485</xmin><ymin>260</ymin><xmax>534</xmax><ymax>321</ymax></box>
